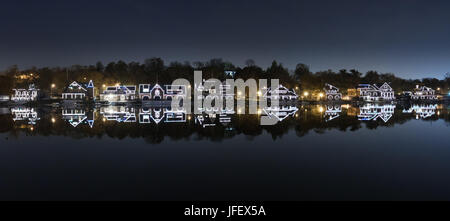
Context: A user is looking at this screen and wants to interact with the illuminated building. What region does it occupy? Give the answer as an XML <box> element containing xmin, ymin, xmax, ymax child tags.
<box><xmin>100</xmin><ymin>85</ymin><xmax>136</xmax><ymax>103</ymax></box>
<box><xmin>410</xmin><ymin>85</ymin><xmax>438</xmax><ymax>100</ymax></box>
<box><xmin>62</xmin><ymin>80</ymin><xmax>94</xmax><ymax>101</ymax></box>
<box><xmin>324</xmin><ymin>83</ymin><xmax>342</xmax><ymax>101</ymax></box>
<box><xmin>12</xmin><ymin>84</ymin><xmax>39</xmax><ymax>102</ymax></box>
<box><xmin>262</xmin><ymin>85</ymin><xmax>298</xmax><ymax>101</ymax></box>
<box><xmin>358</xmin><ymin>82</ymin><xmax>395</xmax><ymax>102</ymax></box>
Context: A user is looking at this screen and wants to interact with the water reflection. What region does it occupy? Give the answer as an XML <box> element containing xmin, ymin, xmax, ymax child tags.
<box><xmin>402</xmin><ymin>104</ymin><xmax>438</xmax><ymax>119</ymax></box>
<box><xmin>1</xmin><ymin>103</ymin><xmax>449</xmax><ymax>143</ymax></box>
<box><xmin>324</xmin><ymin>105</ymin><xmax>341</xmax><ymax>122</ymax></box>
<box><xmin>358</xmin><ymin>103</ymin><xmax>395</xmax><ymax>122</ymax></box>
<box><xmin>11</xmin><ymin>107</ymin><xmax>40</xmax><ymax>125</ymax></box>
<box><xmin>137</xmin><ymin>107</ymin><xmax>187</xmax><ymax>124</ymax></box>
<box><xmin>100</xmin><ymin>106</ymin><xmax>136</xmax><ymax>123</ymax></box>
<box><xmin>262</xmin><ymin>105</ymin><xmax>299</xmax><ymax>122</ymax></box>
<box><xmin>62</xmin><ymin>108</ymin><xmax>95</xmax><ymax>128</ymax></box>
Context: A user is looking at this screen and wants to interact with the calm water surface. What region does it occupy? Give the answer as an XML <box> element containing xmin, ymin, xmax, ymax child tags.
<box><xmin>0</xmin><ymin>103</ymin><xmax>449</xmax><ymax>200</ymax></box>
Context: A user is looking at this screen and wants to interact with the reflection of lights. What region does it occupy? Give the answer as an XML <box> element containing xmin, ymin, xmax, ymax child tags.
<box><xmin>319</xmin><ymin>93</ymin><xmax>324</xmax><ymax>98</ymax></box>
<box><xmin>257</xmin><ymin>91</ymin><xmax>262</xmax><ymax>96</ymax></box>
<box><xmin>102</xmin><ymin>118</ymin><xmax>106</xmax><ymax>122</ymax></box>
<box><xmin>51</xmin><ymin>118</ymin><xmax>56</xmax><ymax>123</ymax></box>
<box><xmin>188</xmin><ymin>116</ymin><xmax>191</xmax><ymax>120</ymax></box>
<box><xmin>437</xmin><ymin>111</ymin><xmax>440</xmax><ymax>116</ymax></box>
<box><xmin>30</xmin><ymin>127</ymin><xmax>34</xmax><ymax>131</ymax></box>
<box><xmin>437</xmin><ymin>88</ymin><xmax>440</xmax><ymax>90</ymax></box>
<box><xmin>115</xmin><ymin>83</ymin><xmax>120</xmax><ymax>87</ymax></box>
<box><xmin>319</xmin><ymin>107</ymin><xmax>324</xmax><ymax>113</ymax></box>
<box><xmin>295</xmin><ymin>114</ymin><xmax>298</xmax><ymax>117</ymax></box>
<box><xmin>238</xmin><ymin>109</ymin><xmax>242</xmax><ymax>114</ymax></box>
<box><xmin>257</xmin><ymin>109</ymin><xmax>262</xmax><ymax>115</ymax></box>
<box><xmin>102</xmin><ymin>84</ymin><xmax>106</xmax><ymax>88</ymax></box>
<box><xmin>303</xmin><ymin>91</ymin><xmax>309</xmax><ymax>96</ymax></box>
<box><xmin>295</xmin><ymin>86</ymin><xmax>299</xmax><ymax>90</ymax></box>
<box><xmin>51</xmin><ymin>84</ymin><xmax>55</xmax><ymax>88</ymax></box>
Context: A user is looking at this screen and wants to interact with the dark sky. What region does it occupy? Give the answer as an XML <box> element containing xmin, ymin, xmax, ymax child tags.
<box><xmin>1</xmin><ymin>0</ymin><xmax>450</xmax><ymax>79</ymax></box>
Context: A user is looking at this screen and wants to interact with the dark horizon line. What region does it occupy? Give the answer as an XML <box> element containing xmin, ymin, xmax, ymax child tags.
<box><xmin>1</xmin><ymin>58</ymin><xmax>450</xmax><ymax>81</ymax></box>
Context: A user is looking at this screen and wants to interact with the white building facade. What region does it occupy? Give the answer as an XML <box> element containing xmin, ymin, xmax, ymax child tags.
<box><xmin>411</xmin><ymin>85</ymin><xmax>438</xmax><ymax>100</ymax></box>
<box><xmin>358</xmin><ymin>82</ymin><xmax>395</xmax><ymax>102</ymax></box>
<box><xmin>11</xmin><ymin>84</ymin><xmax>39</xmax><ymax>102</ymax></box>
<box><xmin>263</xmin><ymin>85</ymin><xmax>298</xmax><ymax>100</ymax></box>
<box><xmin>324</xmin><ymin>83</ymin><xmax>342</xmax><ymax>101</ymax></box>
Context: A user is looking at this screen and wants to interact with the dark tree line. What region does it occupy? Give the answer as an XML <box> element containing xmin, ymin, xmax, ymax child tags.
<box><xmin>1</xmin><ymin>58</ymin><xmax>449</xmax><ymax>95</ymax></box>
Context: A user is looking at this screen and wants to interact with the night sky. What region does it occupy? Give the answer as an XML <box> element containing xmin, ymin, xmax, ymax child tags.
<box><xmin>1</xmin><ymin>0</ymin><xmax>450</xmax><ymax>79</ymax></box>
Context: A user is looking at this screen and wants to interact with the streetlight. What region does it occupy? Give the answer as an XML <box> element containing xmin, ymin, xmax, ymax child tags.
<box><xmin>51</xmin><ymin>84</ymin><xmax>56</xmax><ymax>99</ymax></box>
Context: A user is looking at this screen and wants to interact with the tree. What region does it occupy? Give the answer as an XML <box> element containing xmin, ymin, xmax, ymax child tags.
<box><xmin>144</xmin><ymin>57</ymin><xmax>165</xmax><ymax>83</ymax></box>
<box><xmin>245</xmin><ymin>59</ymin><xmax>255</xmax><ymax>67</ymax></box>
<box><xmin>96</xmin><ymin>62</ymin><xmax>104</xmax><ymax>72</ymax></box>
<box><xmin>363</xmin><ymin>71</ymin><xmax>380</xmax><ymax>83</ymax></box>
<box><xmin>294</xmin><ymin>63</ymin><xmax>310</xmax><ymax>81</ymax></box>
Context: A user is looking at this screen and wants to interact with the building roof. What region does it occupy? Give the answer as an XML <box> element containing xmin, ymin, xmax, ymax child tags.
<box><xmin>63</xmin><ymin>81</ymin><xmax>89</xmax><ymax>93</ymax></box>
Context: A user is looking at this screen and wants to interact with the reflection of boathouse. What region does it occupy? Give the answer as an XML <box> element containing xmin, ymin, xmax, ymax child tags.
<box><xmin>324</xmin><ymin>105</ymin><xmax>341</xmax><ymax>122</ymax></box>
<box><xmin>139</xmin><ymin>107</ymin><xmax>163</xmax><ymax>123</ymax></box>
<box><xmin>402</xmin><ymin>104</ymin><xmax>437</xmax><ymax>119</ymax></box>
<box><xmin>195</xmin><ymin>114</ymin><xmax>217</xmax><ymax>128</ymax></box>
<box><xmin>139</xmin><ymin>107</ymin><xmax>187</xmax><ymax>124</ymax></box>
<box><xmin>62</xmin><ymin>108</ymin><xmax>94</xmax><ymax>128</ymax></box>
<box><xmin>165</xmin><ymin>107</ymin><xmax>186</xmax><ymax>123</ymax></box>
<box><xmin>358</xmin><ymin>103</ymin><xmax>395</xmax><ymax>122</ymax></box>
<box><xmin>100</xmin><ymin>106</ymin><xmax>136</xmax><ymax>122</ymax></box>
<box><xmin>11</xmin><ymin>107</ymin><xmax>40</xmax><ymax>124</ymax></box>
<box><xmin>262</xmin><ymin>105</ymin><xmax>298</xmax><ymax>122</ymax></box>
